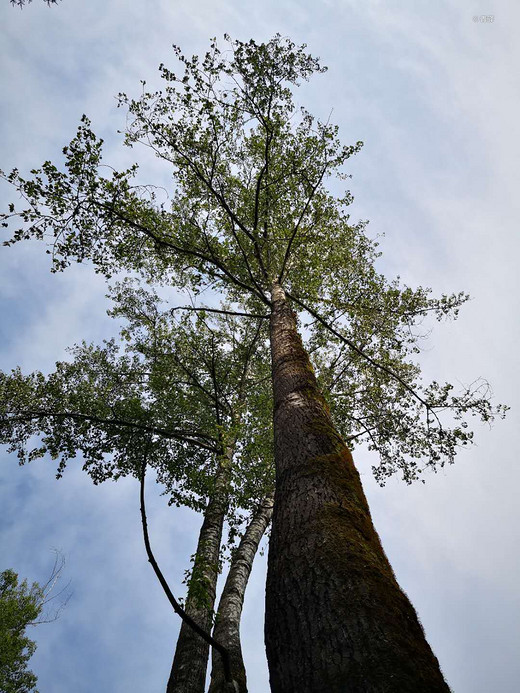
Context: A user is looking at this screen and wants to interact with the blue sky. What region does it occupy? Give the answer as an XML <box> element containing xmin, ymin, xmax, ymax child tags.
<box><xmin>1</xmin><ymin>1</ymin><xmax>519</xmax><ymax>692</ymax></box>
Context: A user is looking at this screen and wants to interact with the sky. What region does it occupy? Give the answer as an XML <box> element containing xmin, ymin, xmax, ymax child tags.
<box><xmin>1</xmin><ymin>1</ymin><xmax>519</xmax><ymax>691</ymax></box>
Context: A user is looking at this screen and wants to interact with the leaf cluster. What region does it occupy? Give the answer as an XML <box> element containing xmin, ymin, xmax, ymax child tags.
<box><xmin>0</xmin><ymin>282</ymin><xmax>274</xmax><ymax>515</ymax></box>
<box><xmin>303</xmin><ymin>264</ymin><xmax>508</xmax><ymax>482</ymax></box>
<box><xmin>0</xmin><ymin>34</ymin><xmax>507</xmax><ymax>489</ymax></box>
<box><xmin>0</xmin><ymin>570</ymin><xmax>42</xmax><ymax>693</ymax></box>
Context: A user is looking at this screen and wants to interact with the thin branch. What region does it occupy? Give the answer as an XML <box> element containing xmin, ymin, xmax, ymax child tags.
<box><xmin>144</xmin><ymin>115</ymin><xmax>269</xmax><ymax>281</ymax></box>
<box><xmin>103</xmin><ymin>202</ymin><xmax>270</xmax><ymax>306</ymax></box>
<box><xmin>278</xmin><ymin>162</ymin><xmax>329</xmax><ymax>282</ymax></box>
<box><xmin>209</xmin><ymin>336</ymin><xmax>222</xmax><ymax>429</ymax></box>
<box><xmin>139</xmin><ymin>458</ymin><xmax>236</xmax><ymax>686</ymax></box>
<box><xmin>168</xmin><ymin>348</ymin><xmax>225</xmax><ymax>413</ymax></box>
<box><xmin>286</xmin><ymin>291</ymin><xmax>442</xmax><ymax>425</ymax></box>
<box><xmin>346</xmin><ymin>415</ymin><xmax>381</xmax><ymax>451</ymax></box>
<box><xmin>170</xmin><ymin>305</ymin><xmax>269</xmax><ymax>320</ymax></box>
<box><xmin>227</xmin><ymin>218</ymin><xmax>270</xmax><ymax>298</ymax></box>
<box><xmin>253</xmin><ymin>159</ymin><xmax>268</xmax><ymax>233</ymax></box>
<box><xmin>4</xmin><ymin>411</ymin><xmax>219</xmax><ymax>452</ymax></box>
<box><xmin>237</xmin><ymin>318</ymin><xmax>265</xmax><ymax>401</ymax></box>
<box><xmin>29</xmin><ymin>549</ymin><xmax>71</xmax><ymax>626</ymax></box>
<box><xmin>216</xmin><ymin>181</ymin><xmax>269</xmax><ymax>281</ymax></box>
<box><xmin>166</xmin><ymin>314</ymin><xmax>233</xmax><ymax>417</ymax></box>
<box><xmin>345</xmin><ymin>429</ymin><xmax>374</xmax><ymax>444</ymax></box>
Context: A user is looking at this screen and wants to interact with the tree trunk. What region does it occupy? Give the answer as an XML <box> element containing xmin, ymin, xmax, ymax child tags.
<box><xmin>209</xmin><ymin>495</ymin><xmax>274</xmax><ymax>693</ymax></box>
<box><xmin>166</xmin><ymin>450</ymin><xmax>232</xmax><ymax>693</ymax></box>
<box><xmin>264</xmin><ymin>281</ymin><xmax>450</xmax><ymax>693</ymax></box>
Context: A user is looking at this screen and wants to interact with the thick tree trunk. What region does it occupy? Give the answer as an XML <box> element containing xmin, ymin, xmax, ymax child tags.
<box><xmin>166</xmin><ymin>450</ymin><xmax>232</xmax><ymax>693</ymax></box>
<box><xmin>264</xmin><ymin>281</ymin><xmax>450</xmax><ymax>693</ymax></box>
<box><xmin>208</xmin><ymin>495</ymin><xmax>274</xmax><ymax>693</ymax></box>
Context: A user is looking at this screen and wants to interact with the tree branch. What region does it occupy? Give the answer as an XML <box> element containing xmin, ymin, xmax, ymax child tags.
<box><xmin>103</xmin><ymin>202</ymin><xmax>270</xmax><ymax>306</ymax></box>
<box><xmin>278</xmin><ymin>162</ymin><xmax>329</xmax><ymax>282</ymax></box>
<box><xmin>143</xmin><ymin>114</ymin><xmax>269</xmax><ymax>281</ymax></box>
<box><xmin>139</xmin><ymin>458</ymin><xmax>236</xmax><ymax>687</ymax></box>
<box><xmin>170</xmin><ymin>305</ymin><xmax>269</xmax><ymax>320</ymax></box>
<box><xmin>4</xmin><ymin>411</ymin><xmax>219</xmax><ymax>453</ymax></box>
<box><xmin>286</xmin><ymin>290</ymin><xmax>440</xmax><ymax>422</ymax></box>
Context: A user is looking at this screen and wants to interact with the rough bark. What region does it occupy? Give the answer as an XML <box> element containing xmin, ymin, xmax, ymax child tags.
<box><xmin>209</xmin><ymin>495</ymin><xmax>274</xmax><ymax>693</ymax></box>
<box><xmin>264</xmin><ymin>281</ymin><xmax>451</xmax><ymax>693</ymax></box>
<box><xmin>166</xmin><ymin>449</ymin><xmax>232</xmax><ymax>693</ymax></box>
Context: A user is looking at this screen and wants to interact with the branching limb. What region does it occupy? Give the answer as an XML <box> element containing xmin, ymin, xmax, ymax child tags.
<box><xmin>139</xmin><ymin>458</ymin><xmax>236</xmax><ymax>688</ymax></box>
<box><xmin>286</xmin><ymin>290</ymin><xmax>443</xmax><ymax>426</ymax></box>
<box><xmin>29</xmin><ymin>549</ymin><xmax>71</xmax><ymax>625</ymax></box>
<box><xmin>170</xmin><ymin>305</ymin><xmax>269</xmax><ymax>320</ymax></box>
<box><xmin>103</xmin><ymin>202</ymin><xmax>270</xmax><ymax>306</ymax></box>
<box><xmin>3</xmin><ymin>410</ymin><xmax>219</xmax><ymax>452</ymax></box>
<box><xmin>279</xmin><ymin>162</ymin><xmax>329</xmax><ymax>282</ymax></box>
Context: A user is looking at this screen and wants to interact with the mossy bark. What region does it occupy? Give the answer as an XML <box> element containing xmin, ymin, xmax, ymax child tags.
<box><xmin>166</xmin><ymin>449</ymin><xmax>232</xmax><ymax>693</ymax></box>
<box><xmin>264</xmin><ymin>281</ymin><xmax>450</xmax><ymax>693</ymax></box>
<box><xmin>209</xmin><ymin>495</ymin><xmax>274</xmax><ymax>693</ymax></box>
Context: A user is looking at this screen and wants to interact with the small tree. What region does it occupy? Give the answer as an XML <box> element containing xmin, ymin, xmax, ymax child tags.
<box><xmin>0</xmin><ymin>555</ymin><xmax>68</xmax><ymax>693</ymax></box>
<box><xmin>0</xmin><ymin>570</ymin><xmax>41</xmax><ymax>693</ymax></box>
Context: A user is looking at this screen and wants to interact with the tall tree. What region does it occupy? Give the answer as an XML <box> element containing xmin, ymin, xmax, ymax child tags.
<box><xmin>1</xmin><ymin>35</ymin><xmax>506</xmax><ymax>691</ymax></box>
<box><xmin>107</xmin><ymin>282</ymin><xmax>273</xmax><ymax>693</ymax></box>
<box><xmin>0</xmin><ymin>284</ymin><xmax>273</xmax><ymax>693</ymax></box>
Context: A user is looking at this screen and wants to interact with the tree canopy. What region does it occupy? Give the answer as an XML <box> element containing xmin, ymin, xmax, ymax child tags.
<box><xmin>1</xmin><ymin>35</ymin><xmax>506</xmax><ymax>485</ymax></box>
<box><xmin>0</xmin><ymin>34</ymin><xmax>507</xmax><ymax>692</ymax></box>
<box><xmin>0</xmin><ymin>281</ymin><xmax>273</xmax><ymax>521</ymax></box>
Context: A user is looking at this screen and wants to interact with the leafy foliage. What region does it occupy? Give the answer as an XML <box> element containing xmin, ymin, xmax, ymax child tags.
<box><xmin>0</xmin><ymin>554</ymin><xmax>70</xmax><ymax>693</ymax></box>
<box><xmin>1</xmin><ymin>34</ymin><xmax>506</xmax><ymax>488</ymax></box>
<box><xmin>311</xmin><ymin>304</ymin><xmax>505</xmax><ymax>483</ymax></box>
<box><xmin>0</xmin><ymin>570</ymin><xmax>42</xmax><ymax>693</ymax></box>
<box><xmin>0</xmin><ymin>282</ymin><xmax>274</xmax><ymax>515</ymax></box>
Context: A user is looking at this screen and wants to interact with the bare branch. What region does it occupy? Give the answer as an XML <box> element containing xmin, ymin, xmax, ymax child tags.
<box><xmin>139</xmin><ymin>458</ymin><xmax>236</xmax><ymax>687</ymax></box>
<box><xmin>29</xmin><ymin>550</ymin><xmax>71</xmax><ymax>626</ymax></box>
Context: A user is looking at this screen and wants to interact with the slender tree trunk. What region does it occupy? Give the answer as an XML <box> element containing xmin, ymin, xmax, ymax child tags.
<box><xmin>209</xmin><ymin>495</ymin><xmax>274</xmax><ymax>693</ymax></box>
<box><xmin>167</xmin><ymin>449</ymin><xmax>232</xmax><ymax>693</ymax></box>
<box><xmin>264</xmin><ymin>281</ymin><xmax>450</xmax><ymax>693</ymax></box>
